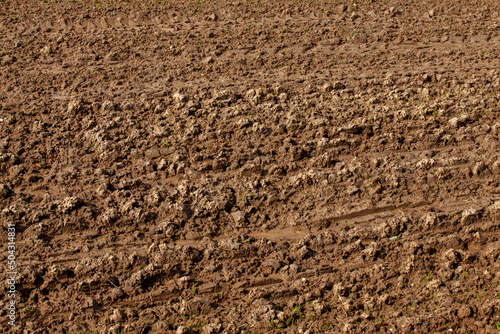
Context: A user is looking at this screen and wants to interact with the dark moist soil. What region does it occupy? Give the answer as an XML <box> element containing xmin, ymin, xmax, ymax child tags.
<box><xmin>1</xmin><ymin>0</ymin><xmax>500</xmax><ymax>333</ymax></box>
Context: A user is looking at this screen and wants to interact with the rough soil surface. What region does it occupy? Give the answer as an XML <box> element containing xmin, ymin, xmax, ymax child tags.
<box><xmin>1</xmin><ymin>0</ymin><xmax>500</xmax><ymax>333</ymax></box>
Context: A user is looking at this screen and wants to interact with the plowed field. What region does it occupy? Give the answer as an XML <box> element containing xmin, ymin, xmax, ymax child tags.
<box><xmin>1</xmin><ymin>0</ymin><xmax>500</xmax><ymax>333</ymax></box>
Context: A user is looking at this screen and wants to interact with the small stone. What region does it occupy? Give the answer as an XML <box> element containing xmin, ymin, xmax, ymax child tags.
<box><xmin>237</xmin><ymin>118</ymin><xmax>251</xmax><ymax>128</ymax></box>
<box><xmin>459</xmin><ymin>113</ymin><xmax>471</xmax><ymax>123</ymax></box>
<box><xmin>435</xmin><ymin>167</ymin><xmax>449</xmax><ymax>180</ymax></box>
<box><xmin>152</xmin><ymin>125</ymin><xmax>168</xmax><ymax>138</ymax></box>
<box><xmin>176</xmin><ymin>325</ymin><xmax>188</xmax><ymax>334</ymax></box>
<box><xmin>462</xmin><ymin>208</ymin><xmax>480</xmax><ymax>224</ymax></box>
<box><xmin>168</xmin><ymin>163</ymin><xmax>177</xmax><ymax>176</ymax></box>
<box><xmin>492</xmin><ymin>161</ymin><xmax>500</xmax><ymax>174</ymax></box>
<box><xmin>186</xmin><ymin>100</ymin><xmax>200</xmax><ymax>111</ymax></box>
<box><xmin>346</xmin><ymin>186</ymin><xmax>359</xmax><ymax>195</ymax></box>
<box><xmin>295</xmin><ymin>245</ymin><xmax>310</xmax><ymax>260</ymax></box>
<box><xmin>157</xmin><ymin>159</ymin><xmax>169</xmax><ymax>170</ymax></box>
<box><xmin>448</xmin><ymin>117</ymin><xmax>461</xmax><ymax>128</ymax></box>
<box><xmin>231</xmin><ymin>211</ymin><xmax>246</xmax><ymax>225</ymax></box>
<box><xmin>312</xmin><ymin>300</ymin><xmax>324</xmax><ymax>314</ymax></box>
<box><xmin>203</xmin><ymin>56</ymin><xmax>214</xmax><ymax>64</ymax></box>
<box><xmin>458</xmin><ymin>305</ymin><xmax>472</xmax><ymax>319</ymax></box>
<box><xmin>85</xmin><ymin>297</ymin><xmax>98</xmax><ymax>309</ymax></box>
<box><xmin>245</xmin><ymin>88</ymin><xmax>262</xmax><ymax>104</ymax></box>
<box><xmin>109</xmin><ymin>309</ymin><xmax>124</xmax><ymax>323</ymax></box>
<box><xmin>416</xmin><ymin>158</ymin><xmax>435</xmax><ymax>170</ymax></box>
<box><xmin>173</xmin><ymin>92</ymin><xmax>187</xmax><ymax>103</ymax></box>
<box><xmin>58</xmin><ymin>197</ymin><xmax>82</xmax><ymax>214</ymax></box>
<box><xmin>320</xmin><ymin>82</ymin><xmax>333</xmax><ymax>93</ymax></box>
<box><xmin>426</xmin><ymin>279</ymin><xmax>442</xmax><ymax>290</ymax></box>
<box><xmin>176</xmin><ymin>162</ymin><xmax>186</xmax><ymax>174</ymax></box>
<box><xmin>100</xmin><ymin>100</ymin><xmax>115</xmax><ymax>112</ymax></box>
<box><xmin>109</xmin><ymin>324</ymin><xmax>121</xmax><ymax>334</ymax></box>
<box><xmin>384</xmin><ymin>75</ymin><xmax>394</xmax><ymax>86</ymax></box>
<box><xmin>145</xmin><ymin>149</ymin><xmax>160</xmax><ymax>160</ymax></box>
<box><xmin>289</xmin><ymin>264</ymin><xmax>299</xmax><ymax>274</ymax></box>
<box><xmin>67</xmin><ymin>99</ymin><xmax>82</xmax><ymax>114</ymax></box>
<box><xmin>488</xmin><ymin>201</ymin><xmax>500</xmax><ymax>213</ymax></box>
<box><xmin>472</xmin><ymin>161</ymin><xmax>486</xmax><ymax>176</ymax></box>
<box><xmin>95</xmin><ymin>183</ymin><xmax>109</xmax><ymax>197</ymax></box>
<box><xmin>110</xmin><ymin>287</ymin><xmax>124</xmax><ymax>299</ymax></box>
<box><xmin>40</xmin><ymin>45</ymin><xmax>51</xmax><ymax>55</ymax></box>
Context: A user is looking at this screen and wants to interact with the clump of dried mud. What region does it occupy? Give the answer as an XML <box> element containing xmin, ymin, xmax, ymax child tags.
<box><xmin>1</xmin><ymin>0</ymin><xmax>500</xmax><ymax>333</ymax></box>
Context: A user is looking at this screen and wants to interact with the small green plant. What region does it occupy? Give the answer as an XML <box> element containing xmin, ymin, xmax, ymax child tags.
<box><xmin>191</xmin><ymin>282</ymin><xmax>198</xmax><ymax>296</ymax></box>
<box><xmin>266</xmin><ymin>319</ymin><xmax>279</xmax><ymax>329</ymax></box>
<box><xmin>479</xmin><ymin>286</ymin><xmax>487</xmax><ymax>299</ymax></box>
<box><xmin>20</xmin><ymin>308</ymin><xmax>36</xmax><ymax>312</ymax></box>
<box><xmin>423</xmin><ymin>273</ymin><xmax>430</xmax><ymax>286</ymax></box>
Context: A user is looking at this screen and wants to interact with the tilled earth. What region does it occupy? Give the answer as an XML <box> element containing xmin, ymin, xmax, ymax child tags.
<box><xmin>1</xmin><ymin>0</ymin><xmax>500</xmax><ymax>333</ymax></box>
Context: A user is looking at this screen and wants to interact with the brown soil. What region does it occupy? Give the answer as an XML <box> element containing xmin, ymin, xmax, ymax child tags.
<box><xmin>1</xmin><ymin>0</ymin><xmax>500</xmax><ymax>333</ymax></box>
